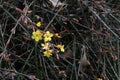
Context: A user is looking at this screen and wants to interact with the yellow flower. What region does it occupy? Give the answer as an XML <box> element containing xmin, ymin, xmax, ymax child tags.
<box><xmin>43</xmin><ymin>49</ymin><xmax>53</xmax><ymax>57</ymax></box>
<box><xmin>36</xmin><ymin>21</ymin><xmax>41</xmax><ymax>27</ymax></box>
<box><xmin>44</xmin><ymin>31</ymin><xmax>53</xmax><ymax>42</ymax></box>
<box><xmin>41</xmin><ymin>43</ymin><xmax>50</xmax><ymax>50</ymax></box>
<box><xmin>32</xmin><ymin>30</ymin><xmax>42</xmax><ymax>42</ymax></box>
<box><xmin>97</xmin><ymin>78</ymin><xmax>102</xmax><ymax>80</ymax></box>
<box><xmin>57</xmin><ymin>44</ymin><xmax>65</xmax><ymax>52</ymax></box>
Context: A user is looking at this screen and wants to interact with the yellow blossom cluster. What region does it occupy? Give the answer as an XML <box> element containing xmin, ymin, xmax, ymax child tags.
<box><xmin>31</xmin><ymin>21</ymin><xmax>65</xmax><ymax>58</ymax></box>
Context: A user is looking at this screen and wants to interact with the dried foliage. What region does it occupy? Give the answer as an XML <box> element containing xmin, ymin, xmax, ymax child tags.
<box><xmin>0</xmin><ymin>0</ymin><xmax>120</xmax><ymax>80</ymax></box>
